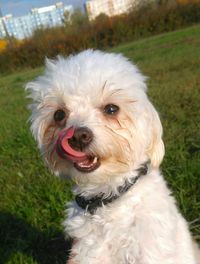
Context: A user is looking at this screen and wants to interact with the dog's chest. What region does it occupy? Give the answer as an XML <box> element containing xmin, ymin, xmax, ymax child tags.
<box><xmin>65</xmin><ymin>201</ymin><xmax>141</xmax><ymax>263</ymax></box>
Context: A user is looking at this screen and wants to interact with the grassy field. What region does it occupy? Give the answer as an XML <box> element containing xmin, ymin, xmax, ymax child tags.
<box><xmin>0</xmin><ymin>25</ymin><xmax>200</xmax><ymax>264</ymax></box>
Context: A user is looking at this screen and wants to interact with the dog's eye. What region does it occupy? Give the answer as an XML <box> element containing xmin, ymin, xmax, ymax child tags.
<box><xmin>54</xmin><ymin>109</ymin><xmax>66</xmax><ymax>122</ymax></box>
<box><xmin>104</xmin><ymin>104</ymin><xmax>119</xmax><ymax>116</ymax></box>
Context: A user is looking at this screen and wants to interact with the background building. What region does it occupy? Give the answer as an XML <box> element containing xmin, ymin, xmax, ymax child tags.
<box><xmin>0</xmin><ymin>2</ymin><xmax>73</xmax><ymax>39</ymax></box>
<box><xmin>85</xmin><ymin>0</ymin><xmax>139</xmax><ymax>20</ymax></box>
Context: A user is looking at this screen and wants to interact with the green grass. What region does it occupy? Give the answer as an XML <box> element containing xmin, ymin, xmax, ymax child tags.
<box><xmin>1</xmin><ymin>25</ymin><xmax>200</xmax><ymax>263</ymax></box>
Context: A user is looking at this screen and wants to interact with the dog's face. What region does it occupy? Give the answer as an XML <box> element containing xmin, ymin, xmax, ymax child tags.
<box><xmin>27</xmin><ymin>50</ymin><xmax>164</xmax><ymax>184</ymax></box>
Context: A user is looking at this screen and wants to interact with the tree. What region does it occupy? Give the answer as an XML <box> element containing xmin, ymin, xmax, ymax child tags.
<box><xmin>64</xmin><ymin>8</ymin><xmax>88</xmax><ymax>28</ymax></box>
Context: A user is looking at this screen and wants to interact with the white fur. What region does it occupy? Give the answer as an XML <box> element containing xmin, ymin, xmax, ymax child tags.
<box><xmin>26</xmin><ymin>50</ymin><xmax>199</xmax><ymax>264</ymax></box>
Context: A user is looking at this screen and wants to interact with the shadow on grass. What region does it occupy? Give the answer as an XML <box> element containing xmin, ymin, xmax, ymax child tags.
<box><xmin>0</xmin><ymin>211</ymin><xmax>72</xmax><ymax>264</ymax></box>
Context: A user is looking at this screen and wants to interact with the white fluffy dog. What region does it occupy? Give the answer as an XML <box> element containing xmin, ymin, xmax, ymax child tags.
<box><xmin>27</xmin><ymin>50</ymin><xmax>199</xmax><ymax>264</ymax></box>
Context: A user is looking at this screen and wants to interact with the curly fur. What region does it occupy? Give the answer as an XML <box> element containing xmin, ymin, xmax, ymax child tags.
<box><xmin>27</xmin><ymin>50</ymin><xmax>200</xmax><ymax>264</ymax></box>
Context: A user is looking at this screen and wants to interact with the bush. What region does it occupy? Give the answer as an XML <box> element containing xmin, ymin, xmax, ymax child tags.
<box><xmin>0</xmin><ymin>2</ymin><xmax>200</xmax><ymax>74</ymax></box>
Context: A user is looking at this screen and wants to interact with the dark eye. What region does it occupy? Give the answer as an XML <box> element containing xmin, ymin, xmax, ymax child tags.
<box><xmin>54</xmin><ymin>109</ymin><xmax>66</xmax><ymax>122</ymax></box>
<box><xmin>104</xmin><ymin>104</ymin><xmax>120</xmax><ymax>116</ymax></box>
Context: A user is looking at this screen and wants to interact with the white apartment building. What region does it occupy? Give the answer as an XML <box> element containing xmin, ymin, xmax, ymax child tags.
<box><xmin>85</xmin><ymin>0</ymin><xmax>139</xmax><ymax>20</ymax></box>
<box><xmin>0</xmin><ymin>2</ymin><xmax>73</xmax><ymax>39</ymax></box>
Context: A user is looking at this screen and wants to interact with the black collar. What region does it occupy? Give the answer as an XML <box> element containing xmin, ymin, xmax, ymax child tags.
<box><xmin>75</xmin><ymin>163</ymin><xmax>148</xmax><ymax>215</ymax></box>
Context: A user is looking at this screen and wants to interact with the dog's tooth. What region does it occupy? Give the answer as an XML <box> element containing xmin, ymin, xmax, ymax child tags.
<box><xmin>93</xmin><ymin>156</ymin><xmax>97</xmax><ymax>164</ymax></box>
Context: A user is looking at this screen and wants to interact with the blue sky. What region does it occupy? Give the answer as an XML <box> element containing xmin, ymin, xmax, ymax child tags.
<box><xmin>0</xmin><ymin>0</ymin><xmax>86</xmax><ymax>17</ymax></box>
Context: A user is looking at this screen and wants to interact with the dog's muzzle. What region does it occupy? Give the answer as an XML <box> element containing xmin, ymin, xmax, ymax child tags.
<box><xmin>56</xmin><ymin>127</ymin><xmax>100</xmax><ymax>173</ymax></box>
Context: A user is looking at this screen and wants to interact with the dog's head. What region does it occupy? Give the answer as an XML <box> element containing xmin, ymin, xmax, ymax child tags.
<box><xmin>27</xmin><ymin>50</ymin><xmax>164</xmax><ymax>185</ymax></box>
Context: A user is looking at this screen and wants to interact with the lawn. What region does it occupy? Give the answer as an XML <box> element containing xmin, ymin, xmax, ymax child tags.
<box><xmin>0</xmin><ymin>25</ymin><xmax>200</xmax><ymax>264</ymax></box>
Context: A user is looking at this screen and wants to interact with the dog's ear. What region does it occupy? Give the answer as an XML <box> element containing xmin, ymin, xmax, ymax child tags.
<box><xmin>25</xmin><ymin>64</ymin><xmax>48</xmax><ymax>147</ymax></box>
<box><xmin>25</xmin><ymin>58</ymin><xmax>62</xmax><ymax>148</ymax></box>
<box><xmin>147</xmin><ymin>103</ymin><xmax>165</xmax><ymax>168</ymax></box>
<box><xmin>25</xmin><ymin>58</ymin><xmax>54</xmax><ymax>105</ymax></box>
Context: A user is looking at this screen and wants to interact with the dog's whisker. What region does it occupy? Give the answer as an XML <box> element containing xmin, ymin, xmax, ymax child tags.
<box><xmin>125</xmin><ymin>100</ymin><xmax>138</xmax><ymax>104</ymax></box>
<box><xmin>101</xmin><ymin>80</ymin><xmax>107</xmax><ymax>95</ymax></box>
<box><xmin>105</xmin><ymin>125</ymin><xmax>132</xmax><ymax>153</ymax></box>
<box><xmin>108</xmin><ymin>88</ymin><xmax>123</xmax><ymax>97</ymax></box>
<box><xmin>116</xmin><ymin>159</ymin><xmax>129</xmax><ymax>167</ymax></box>
<box><xmin>38</xmin><ymin>103</ymin><xmax>59</xmax><ymax>110</ymax></box>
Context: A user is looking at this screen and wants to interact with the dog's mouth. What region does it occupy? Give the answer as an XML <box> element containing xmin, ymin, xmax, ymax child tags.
<box><xmin>74</xmin><ymin>155</ymin><xmax>100</xmax><ymax>173</ymax></box>
<box><xmin>56</xmin><ymin>127</ymin><xmax>100</xmax><ymax>173</ymax></box>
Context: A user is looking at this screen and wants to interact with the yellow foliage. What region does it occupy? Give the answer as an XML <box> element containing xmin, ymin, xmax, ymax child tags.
<box><xmin>0</xmin><ymin>39</ymin><xmax>7</xmax><ymax>52</ymax></box>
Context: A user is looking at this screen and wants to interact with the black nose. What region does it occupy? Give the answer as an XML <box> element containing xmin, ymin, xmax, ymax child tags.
<box><xmin>68</xmin><ymin>127</ymin><xmax>93</xmax><ymax>151</ymax></box>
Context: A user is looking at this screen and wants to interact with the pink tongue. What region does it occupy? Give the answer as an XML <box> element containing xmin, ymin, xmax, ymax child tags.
<box><xmin>59</xmin><ymin>127</ymin><xmax>87</xmax><ymax>158</ymax></box>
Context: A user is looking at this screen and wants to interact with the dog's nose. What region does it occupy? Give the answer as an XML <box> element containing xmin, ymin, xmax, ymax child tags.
<box><xmin>68</xmin><ymin>127</ymin><xmax>93</xmax><ymax>150</ymax></box>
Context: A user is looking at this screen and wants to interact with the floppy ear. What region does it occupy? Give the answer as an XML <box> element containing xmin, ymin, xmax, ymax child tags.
<box><xmin>25</xmin><ymin>58</ymin><xmax>55</xmax><ymax>104</ymax></box>
<box><xmin>25</xmin><ymin>76</ymin><xmax>46</xmax><ymax>148</ymax></box>
<box><xmin>147</xmin><ymin>103</ymin><xmax>165</xmax><ymax>168</ymax></box>
<box><xmin>25</xmin><ymin>59</ymin><xmax>52</xmax><ymax>142</ymax></box>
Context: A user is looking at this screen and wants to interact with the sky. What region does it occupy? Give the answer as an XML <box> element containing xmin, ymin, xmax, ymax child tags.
<box><xmin>0</xmin><ymin>0</ymin><xmax>86</xmax><ymax>17</ymax></box>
